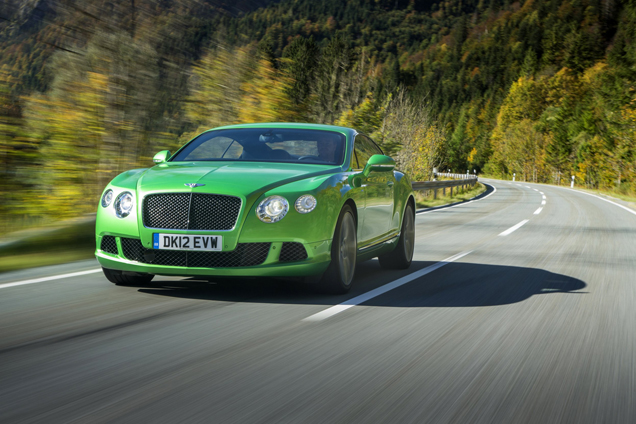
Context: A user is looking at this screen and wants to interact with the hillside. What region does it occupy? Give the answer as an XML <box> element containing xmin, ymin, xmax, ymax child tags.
<box><xmin>0</xmin><ymin>0</ymin><xmax>635</xmax><ymax>229</ymax></box>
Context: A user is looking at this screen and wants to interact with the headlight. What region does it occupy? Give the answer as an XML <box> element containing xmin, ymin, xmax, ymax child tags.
<box><xmin>114</xmin><ymin>192</ymin><xmax>134</xmax><ymax>218</ymax></box>
<box><xmin>101</xmin><ymin>189</ymin><xmax>113</xmax><ymax>208</ymax></box>
<box><xmin>256</xmin><ymin>195</ymin><xmax>289</xmax><ymax>223</ymax></box>
<box><xmin>295</xmin><ymin>195</ymin><xmax>317</xmax><ymax>214</ymax></box>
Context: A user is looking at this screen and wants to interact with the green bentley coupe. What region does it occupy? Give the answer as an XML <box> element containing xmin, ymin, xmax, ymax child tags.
<box><xmin>95</xmin><ymin>123</ymin><xmax>415</xmax><ymax>293</ymax></box>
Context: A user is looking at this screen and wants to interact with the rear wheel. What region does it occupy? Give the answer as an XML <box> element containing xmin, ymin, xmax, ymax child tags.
<box><xmin>319</xmin><ymin>205</ymin><xmax>357</xmax><ymax>294</ymax></box>
<box><xmin>379</xmin><ymin>202</ymin><xmax>415</xmax><ymax>270</ymax></box>
<box><xmin>102</xmin><ymin>267</ymin><xmax>154</xmax><ymax>286</ymax></box>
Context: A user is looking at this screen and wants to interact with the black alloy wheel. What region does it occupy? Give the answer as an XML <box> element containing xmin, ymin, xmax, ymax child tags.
<box><xmin>320</xmin><ymin>205</ymin><xmax>357</xmax><ymax>294</ymax></box>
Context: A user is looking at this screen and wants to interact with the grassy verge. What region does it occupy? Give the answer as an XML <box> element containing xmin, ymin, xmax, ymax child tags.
<box><xmin>0</xmin><ymin>219</ymin><xmax>96</xmax><ymax>273</ymax></box>
<box><xmin>575</xmin><ymin>187</ymin><xmax>636</xmax><ymax>206</ymax></box>
<box><xmin>415</xmin><ymin>182</ymin><xmax>487</xmax><ymax>209</ymax></box>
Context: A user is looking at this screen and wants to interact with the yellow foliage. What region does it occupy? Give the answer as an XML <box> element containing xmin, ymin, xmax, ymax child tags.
<box><xmin>334</xmin><ymin>94</ymin><xmax>384</xmax><ymax>137</ymax></box>
<box><xmin>396</xmin><ymin>125</ymin><xmax>444</xmax><ymax>181</ymax></box>
<box><xmin>22</xmin><ymin>71</ymin><xmax>111</xmax><ymax>218</ymax></box>
<box><xmin>489</xmin><ymin>77</ymin><xmax>548</xmax><ymax>179</ymax></box>
<box><xmin>238</xmin><ymin>59</ymin><xmax>297</xmax><ymax>123</ymax></box>
<box><xmin>467</xmin><ymin>147</ymin><xmax>477</xmax><ymax>164</ymax></box>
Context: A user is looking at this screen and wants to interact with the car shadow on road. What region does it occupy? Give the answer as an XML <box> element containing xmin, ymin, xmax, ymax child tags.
<box><xmin>136</xmin><ymin>259</ymin><xmax>586</xmax><ymax>308</ymax></box>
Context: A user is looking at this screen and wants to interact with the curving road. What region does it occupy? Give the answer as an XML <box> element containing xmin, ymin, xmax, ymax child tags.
<box><xmin>1</xmin><ymin>179</ymin><xmax>636</xmax><ymax>423</ymax></box>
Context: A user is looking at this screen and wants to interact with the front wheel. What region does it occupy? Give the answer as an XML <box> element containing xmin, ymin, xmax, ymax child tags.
<box><xmin>378</xmin><ymin>202</ymin><xmax>415</xmax><ymax>270</ymax></box>
<box><xmin>102</xmin><ymin>267</ymin><xmax>154</xmax><ymax>286</ymax></box>
<box><xmin>319</xmin><ymin>205</ymin><xmax>357</xmax><ymax>294</ymax></box>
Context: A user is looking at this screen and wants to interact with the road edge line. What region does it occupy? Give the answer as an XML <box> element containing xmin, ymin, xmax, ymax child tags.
<box><xmin>0</xmin><ymin>269</ymin><xmax>102</xmax><ymax>290</ymax></box>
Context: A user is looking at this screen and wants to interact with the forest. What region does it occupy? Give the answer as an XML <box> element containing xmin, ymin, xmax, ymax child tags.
<box><xmin>1</xmin><ymin>0</ymin><xmax>635</xmax><ymax>231</ymax></box>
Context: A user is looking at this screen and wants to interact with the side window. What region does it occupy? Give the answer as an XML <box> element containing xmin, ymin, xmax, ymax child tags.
<box><xmin>350</xmin><ymin>151</ymin><xmax>359</xmax><ymax>170</ymax></box>
<box><xmin>361</xmin><ymin>135</ymin><xmax>383</xmax><ymax>155</ymax></box>
<box><xmin>353</xmin><ymin>134</ymin><xmax>382</xmax><ymax>169</ymax></box>
<box><xmin>353</xmin><ymin>135</ymin><xmax>372</xmax><ymax>170</ymax></box>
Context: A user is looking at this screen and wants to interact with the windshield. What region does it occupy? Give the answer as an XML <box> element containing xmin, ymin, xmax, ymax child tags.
<box><xmin>171</xmin><ymin>128</ymin><xmax>346</xmax><ymax>165</ymax></box>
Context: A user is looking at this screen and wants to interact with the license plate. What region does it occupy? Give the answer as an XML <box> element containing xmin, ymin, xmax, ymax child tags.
<box><xmin>153</xmin><ymin>234</ymin><xmax>222</xmax><ymax>251</ymax></box>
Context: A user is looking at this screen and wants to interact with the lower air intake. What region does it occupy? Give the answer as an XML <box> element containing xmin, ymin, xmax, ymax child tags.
<box><xmin>100</xmin><ymin>236</ymin><xmax>118</xmax><ymax>255</ymax></box>
<box><xmin>120</xmin><ymin>238</ymin><xmax>270</xmax><ymax>268</ymax></box>
<box><xmin>279</xmin><ymin>242</ymin><xmax>308</xmax><ymax>262</ymax></box>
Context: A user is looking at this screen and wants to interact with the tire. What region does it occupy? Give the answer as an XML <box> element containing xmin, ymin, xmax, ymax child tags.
<box><xmin>378</xmin><ymin>202</ymin><xmax>415</xmax><ymax>270</ymax></box>
<box><xmin>319</xmin><ymin>205</ymin><xmax>357</xmax><ymax>294</ymax></box>
<box><xmin>102</xmin><ymin>267</ymin><xmax>154</xmax><ymax>286</ymax></box>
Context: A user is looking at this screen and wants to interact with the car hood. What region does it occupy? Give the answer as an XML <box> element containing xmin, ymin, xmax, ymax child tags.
<box><xmin>137</xmin><ymin>161</ymin><xmax>338</xmax><ymax>197</ymax></box>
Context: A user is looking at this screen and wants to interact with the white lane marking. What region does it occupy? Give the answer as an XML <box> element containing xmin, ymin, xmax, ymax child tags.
<box><xmin>533</xmin><ymin>189</ymin><xmax>539</xmax><ymax>192</ymax></box>
<box><xmin>499</xmin><ymin>220</ymin><xmax>529</xmax><ymax>236</ymax></box>
<box><xmin>542</xmin><ymin>195</ymin><xmax>546</xmax><ymax>200</ymax></box>
<box><xmin>540</xmin><ymin>192</ymin><xmax>544</xmax><ymax>195</ymax></box>
<box><xmin>534</xmin><ymin>207</ymin><xmax>543</xmax><ymax>215</ymax></box>
<box><xmin>541</xmin><ymin>200</ymin><xmax>546</xmax><ymax>205</ymax></box>
<box><xmin>516</xmin><ymin>184</ymin><xmax>522</xmax><ymax>187</ymax></box>
<box><xmin>525</xmin><ymin>186</ymin><xmax>531</xmax><ymax>189</ymax></box>
<box><xmin>0</xmin><ymin>269</ymin><xmax>102</xmax><ymax>290</ymax></box>
<box><xmin>303</xmin><ymin>251</ymin><xmax>473</xmax><ymax>322</ymax></box>
<box><xmin>417</xmin><ymin>183</ymin><xmax>497</xmax><ymax>215</ymax></box>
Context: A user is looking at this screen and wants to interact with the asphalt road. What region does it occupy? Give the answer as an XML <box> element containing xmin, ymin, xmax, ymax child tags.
<box><xmin>2</xmin><ymin>180</ymin><xmax>636</xmax><ymax>423</ymax></box>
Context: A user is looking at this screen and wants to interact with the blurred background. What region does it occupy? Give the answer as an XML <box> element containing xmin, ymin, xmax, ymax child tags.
<box><xmin>0</xmin><ymin>0</ymin><xmax>635</xmax><ymax>269</ymax></box>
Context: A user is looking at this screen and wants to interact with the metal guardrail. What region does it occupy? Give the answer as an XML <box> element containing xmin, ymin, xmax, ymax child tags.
<box><xmin>411</xmin><ymin>173</ymin><xmax>478</xmax><ymax>199</ymax></box>
<box><xmin>436</xmin><ymin>172</ymin><xmax>478</xmax><ymax>180</ymax></box>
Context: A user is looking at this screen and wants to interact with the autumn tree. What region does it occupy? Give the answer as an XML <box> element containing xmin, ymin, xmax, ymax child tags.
<box><xmin>384</xmin><ymin>90</ymin><xmax>444</xmax><ymax>181</ymax></box>
<box><xmin>239</xmin><ymin>58</ymin><xmax>298</xmax><ymax>123</ymax></box>
<box><xmin>184</xmin><ymin>45</ymin><xmax>257</xmax><ymax>136</ymax></box>
<box><xmin>22</xmin><ymin>31</ymin><xmax>169</xmax><ymax>219</ymax></box>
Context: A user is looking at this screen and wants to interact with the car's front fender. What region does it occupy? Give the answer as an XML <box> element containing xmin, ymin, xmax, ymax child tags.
<box><xmin>238</xmin><ymin>172</ymin><xmax>364</xmax><ymax>245</ymax></box>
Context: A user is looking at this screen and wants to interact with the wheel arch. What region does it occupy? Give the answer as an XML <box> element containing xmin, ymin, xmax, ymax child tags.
<box><xmin>343</xmin><ymin>198</ymin><xmax>358</xmax><ymax>226</ymax></box>
<box><xmin>327</xmin><ymin>197</ymin><xmax>358</xmax><ymax>243</ymax></box>
<box><xmin>406</xmin><ymin>194</ymin><xmax>416</xmax><ymax>217</ymax></box>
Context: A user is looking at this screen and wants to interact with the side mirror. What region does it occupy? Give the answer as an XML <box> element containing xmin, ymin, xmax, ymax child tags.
<box><xmin>363</xmin><ymin>154</ymin><xmax>395</xmax><ymax>177</ymax></box>
<box><xmin>153</xmin><ymin>150</ymin><xmax>171</xmax><ymax>164</ymax></box>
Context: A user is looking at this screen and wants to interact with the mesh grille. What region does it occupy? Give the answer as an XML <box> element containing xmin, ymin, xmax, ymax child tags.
<box><xmin>100</xmin><ymin>236</ymin><xmax>118</xmax><ymax>255</ymax></box>
<box><xmin>142</xmin><ymin>193</ymin><xmax>241</xmax><ymax>231</ymax></box>
<box><xmin>279</xmin><ymin>242</ymin><xmax>308</xmax><ymax>262</ymax></box>
<box><xmin>120</xmin><ymin>238</ymin><xmax>270</xmax><ymax>268</ymax></box>
<box><xmin>190</xmin><ymin>194</ymin><xmax>242</xmax><ymax>230</ymax></box>
<box><xmin>143</xmin><ymin>193</ymin><xmax>191</xmax><ymax>230</ymax></box>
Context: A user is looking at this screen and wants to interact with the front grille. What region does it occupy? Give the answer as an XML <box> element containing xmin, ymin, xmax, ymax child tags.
<box><xmin>143</xmin><ymin>193</ymin><xmax>190</xmax><ymax>230</ymax></box>
<box><xmin>143</xmin><ymin>193</ymin><xmax>241</xmax><ymax>231</ymax></box>
<box><xmin>279</xmin><ymin>242</ymin><xmax>308</xmax><ymax>262</ymax></box>
<box><xmin>120</xmin><ymin>238</ymin><xmax>270</xmax><ymax>268</ymax></box>
<box><xmin>100</xmin><ymin>236</ymin><xmax>118</xmax><ymax>255</ymax></box>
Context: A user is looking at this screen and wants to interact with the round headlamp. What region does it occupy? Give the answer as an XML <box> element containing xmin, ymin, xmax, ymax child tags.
<box><xmin>295</xmin><ymin>195</ymin><xmax>317</xmax><ymax>214</ymax></box>
<box><xmin>101</xmin><ymin>189</ymin><xmax>113</xmax><ymax>208</ymax></box>
<box><xmin>114</xmin><ymin>192</ymin><xmax>134</xmax><ymax>218</ymax></box>
<box><xmin>256</xmin><ymin>195</ymin><xmax>289</xmax><ymax>223</ymax></box>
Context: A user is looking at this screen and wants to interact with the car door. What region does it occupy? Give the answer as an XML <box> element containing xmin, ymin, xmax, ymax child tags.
<box><xmin>353</xmin><ymin>134</ymin><xmax>395</xmax><ymax>244</ymax></box>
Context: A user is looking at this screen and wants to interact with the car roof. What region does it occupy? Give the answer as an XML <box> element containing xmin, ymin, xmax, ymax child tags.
<box><xmin>204</xmin><ymin>122</ymin><xmax>357</xmax><ymax>137</ymax></box>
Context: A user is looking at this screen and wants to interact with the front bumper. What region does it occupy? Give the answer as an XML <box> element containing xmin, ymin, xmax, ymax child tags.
<box><xmin>95</xmin><ymin>236</ymin><xmax>332</xmax><ymax>277</ymax></box>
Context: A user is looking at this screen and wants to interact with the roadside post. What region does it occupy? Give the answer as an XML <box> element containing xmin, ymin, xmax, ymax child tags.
<box><xmin>571</xmin><ymin>175</ymin><xmax>575</xmax><ymax>188</ymax></box>
<box><xmin>433</xmin><ymin>168</ymin><xmax>437</xmax><ymax>199</ymax></box>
